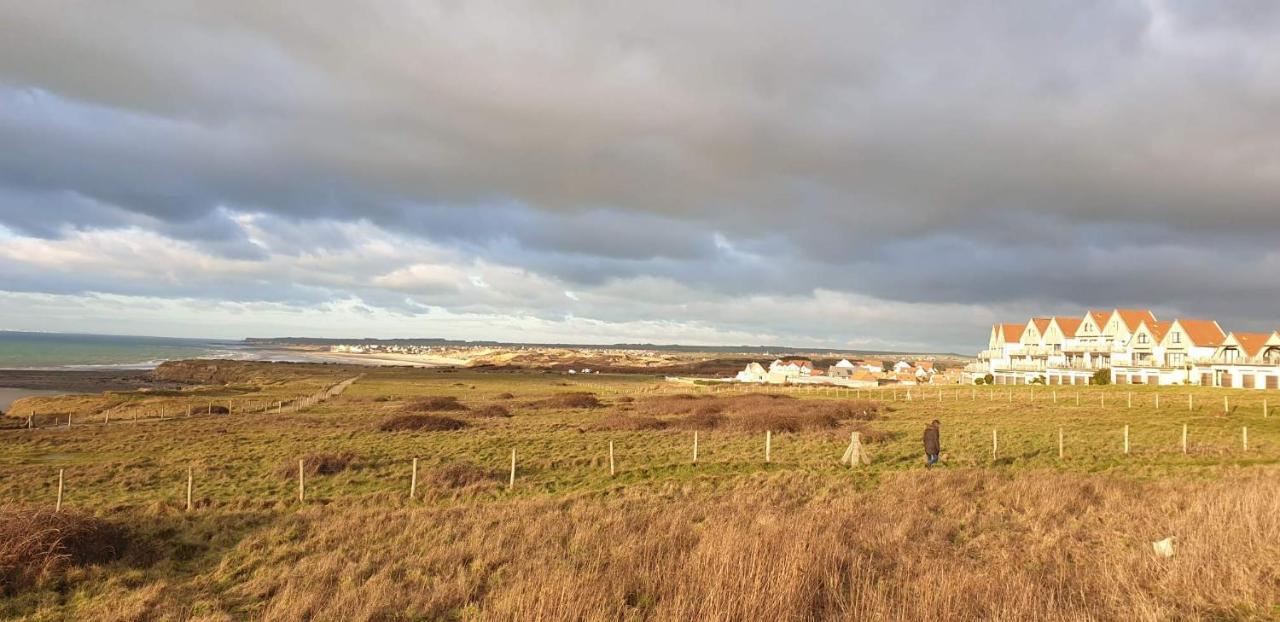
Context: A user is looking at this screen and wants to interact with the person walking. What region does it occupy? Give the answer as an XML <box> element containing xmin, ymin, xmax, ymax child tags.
<box><xmin>923</xmin><ymin>419</ymin><xmax>941</xmax><ymax>468</ymax></box>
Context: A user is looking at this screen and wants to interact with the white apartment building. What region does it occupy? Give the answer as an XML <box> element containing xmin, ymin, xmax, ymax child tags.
<box><xmin>969</xmin><ymin>309</ymin><xmax>1280</xmax><ymax>388</ymax></box>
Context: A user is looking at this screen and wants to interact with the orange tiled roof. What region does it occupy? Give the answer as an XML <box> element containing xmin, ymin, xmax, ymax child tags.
<box><xmin>1231</xmin><ymin>332</ymin><xmax>1272</xmax><ymax>358</ymax></box>
<box><xmin>1145</xmin><ymin>320</ymin><xmax>1173</xmax><ymax>343</ymax></box>
<box><xmin>1031</xmin><ymin>317</ymin><xmax>1051</xmax><ymax>334</ymax></box>
<box><xmin>1054</xmin><ymin>317</ymin><xmax>1083</xmax><ymax>338</ymax></box>
<box><xmin>1000</xmin><ymin>323</ymin><xmax>1025</xmax><ymax>343</ymax></box>
<box><xmin>1115</xmin><ymin>309</ymin><xmax>1157</xmax><ymax>332</ymax></box>
<box><xmin>1177</xmin><ymin>319</ymin><xmax>1226</xmax><ymax>347</ymax></box>
<box><xmin>1087</xmin><ymin>310</ymin><xmax>1110</xmax><ymax>329</ymax></box>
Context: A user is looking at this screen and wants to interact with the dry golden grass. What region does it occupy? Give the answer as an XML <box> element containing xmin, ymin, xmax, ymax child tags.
<box><xmin>0</xmin><ymin>507</ymin><xmax>133</xmax><ymax>595</ymax></box>
<box><xmin>173</xmin><ymin>470</ymin><xmax>1280</xmax><ymax>620</ymax></box>
<box><xmin>3</xmin><ymin>362</ymin><xmax>1280</xmax><ymax>620</ymax></box>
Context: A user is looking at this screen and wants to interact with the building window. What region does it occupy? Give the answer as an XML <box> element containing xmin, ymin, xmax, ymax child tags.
<box><xmin>1173</xmin><ymin>331</ymin><xmax>1181</xmax><ymax>344</ymax></box>
<box><xmin>1137</xmin><ymin>333</ymin><xmax>1148</xmax><ymax>344</ymax></box>
<box><xmin>1225</xmin><ymin>349</ymin><xmax>1239</xmax><ymax>363</ymax></box>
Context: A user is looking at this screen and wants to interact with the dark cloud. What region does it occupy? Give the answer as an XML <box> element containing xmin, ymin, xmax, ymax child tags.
<box><xmin>1</xmin><ymin>1</ymin><xmax>1279</xmax><ymax>349</ymax></box>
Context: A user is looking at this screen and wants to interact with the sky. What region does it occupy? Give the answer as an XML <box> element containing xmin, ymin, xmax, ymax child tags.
<box><xmin>1</xmin><ymin>1</ymin><xmax>1279</xmax><ymax>353</ymax></box>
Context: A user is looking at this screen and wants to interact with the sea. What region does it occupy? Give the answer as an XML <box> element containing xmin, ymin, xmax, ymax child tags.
<box><xmin>0</xmin><ymin>331</ymin><xmax>290</xmax><ymax>370</ymax></box>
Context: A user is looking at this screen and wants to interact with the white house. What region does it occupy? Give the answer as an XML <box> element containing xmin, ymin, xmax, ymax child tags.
<box><xmin>736</xmin><ymin>362</ymin><xmax>767</xmax><ymax>383</ymax></box>
<box><xmin>767</xmin><ymin>359</ymin><xmax>813</xmax><ymax>383</ymax></box>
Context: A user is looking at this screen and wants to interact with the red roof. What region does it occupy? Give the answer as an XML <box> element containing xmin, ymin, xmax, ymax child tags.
<box><xmin>1176</xmin><ymin>319</ymin><xmax>1226</xmax><ymax>347</ymax></box>
<box><xmin>1000</xmin><ymin>324</ymin><xmax>1025</xmax><ymax>343</ymax></box>
<box><xmin>1115</xmin><ymin>309</ymin><xmax>1157</xmax><ymax>332</ymax></box>
<box><xmin>1145</xmin><ymin>320</ymin><xmax>1174</xmax><ymax>343</ymax></box>
<box><xmin>1031</xmin><ymin>317</ymin><xmax>1052</xmax><ymax>335</ymax></box>
<box><xmin>1054</xmin><ymin>317</ymin><xmax>1083</xmax><ymax>338</ymax></box>
<box><xmin>1231</xmin><ymin>332</ymin><xmax>1272</xmax><ymax>358</ymax></box>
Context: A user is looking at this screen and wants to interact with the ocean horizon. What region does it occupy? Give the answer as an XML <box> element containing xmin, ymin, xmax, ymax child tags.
<box><xmin>0</xmin><ymin>331</ymin><xmax>270</xmax><ymax>370</ymax></box>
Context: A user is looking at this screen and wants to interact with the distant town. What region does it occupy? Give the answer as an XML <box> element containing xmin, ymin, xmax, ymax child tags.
<box><xmin>971</xmin><ymin>308</ymin><xmax>1280</xmax><ymax>388</ymax></box>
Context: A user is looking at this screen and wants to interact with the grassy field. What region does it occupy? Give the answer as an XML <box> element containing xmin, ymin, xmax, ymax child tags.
<box><xmin>2</xmin><ymin>362</ymin><xmax>1279</xmax><ymax>620</ymax></box>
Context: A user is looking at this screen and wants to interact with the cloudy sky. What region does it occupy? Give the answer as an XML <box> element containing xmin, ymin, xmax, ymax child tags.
<box><xmin>1</xmin><ymin>1</ymin><xmax>1279</xmax><ymax>353</ymax></box>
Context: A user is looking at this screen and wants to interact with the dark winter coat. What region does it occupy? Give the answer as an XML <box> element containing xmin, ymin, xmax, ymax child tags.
<box><xmin>922</xmin><ymin>424</ymin><xmax>941</xmax><ymax>454</ymax></box>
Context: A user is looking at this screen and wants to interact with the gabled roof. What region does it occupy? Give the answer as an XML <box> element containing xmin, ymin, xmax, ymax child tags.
<box><xmin>1175</xmin><ymin>319</ymin><xmax>1226</xmax><ymax>347</ymax></box>
<box><xmin>1114</xmin><ymin>309</ymin><xmax>1157</xmax><ymax>332</ymax></box>
<box><xmin>1227</xmin><ymin>332</ymin><xmax>1272</xmax><ymax>358</ymax></box>
<box><xmin>1144</xmin><ymin>320</ymin><xmax>1174</xmax><ymax>343</ymax></box>
<box><xmin>1030</xmin><ymin>317</ymin><xmax>1052</xmax><ymax>334</ymax></box>
<box><xmin>1053</xmin><ymin>317</ymin><xmax>1083</xmax><ymax>338</ymax></box>
<box><xmin>1086</xmin><ymin>310</ymin><xmax>1110</xmax><ymax>330</ymax></box>
<box><xmin>1000</xmin><ymin>323</ymin><xmax>1025</xmax><ymax>343</ymax></box>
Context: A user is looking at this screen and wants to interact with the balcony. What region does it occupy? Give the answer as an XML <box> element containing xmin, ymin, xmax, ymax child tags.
<box><xmin>1019</xmin><ymin>345</ymin><xmax>1057</xmax><ymax>357</ymax></box>
<box><xmin>1062</xmin><ymin>342</ymin><xmax>1116</xmax><ymax>354</ymax></box>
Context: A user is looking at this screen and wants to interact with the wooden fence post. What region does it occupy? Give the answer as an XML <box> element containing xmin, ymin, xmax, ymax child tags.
<box><xmin>1155</xmin><ymin>394</ymin><xmax>1159</xmax><ymax>409</ymax></box>
<box><xmin>1265</xmin><ymin>399</ymin><xmax>1269</xmax><ymax>418</ymax></box>
<box><xmin>56</xmin><ymin>468</ymin><xmax>64</xmax><ymax>512</ymax></box>
<box><xmin>609</xmin><ymin>441</ymin><xmax>616</xmax><ymax>476</ymax></box>
<box><xmin>1127</xmin><ymin>392</ymin><xmax>1132</xmax><ymax>409</ymax></box>
<box><xmin>1101</xmin><ymin>393</ymin><xmax>1105</xmax><ymax>408</ymax></box>
<box><xmin>991</xmin><ymin>429</ymin><xmax>998</xmax><ymax>459</ymax></box>
<box><xmin>693</xmin><ymin>431</ymin><xmax>699</xmax><ymax>464</ymax></box>
<box><xmin>1076</xmin><ymin>392</ymin><xmax>1080</xmax><ymax>406</ymax></box>
<box><xmin>1124</xmin><ymin>424</ymin><xmax>1130</xmax><ymax>454</ymax></box>
<box><xmin>298</xmin><ymin>459</ymin><xmax>305</xmax><ymax>502</ymax></box>
<box><xmin>1058</xmin><ymin>427</ymin><xmax>1064</xmax><ymax>459</ymax></box>
<box><xmin>1182</xmin><ymin>424</ymin><xmax>1188</xmax><ymax>454</ymax></box>
<box><xmin>509</xmin><ymin>449</ymin><xmax>517</xmax><ymax>490</ymax></box>
<box><xmin>186</xmin><ymin>466</ymin><xmax>193</xmax><ymax>511</ymax></box>
<box><xmin>765</xmin><ymin>430</ymin><xmax>772</xmax><ymax>463</ymax></box>
<box><xmin>1224</xmin><ymin>395</ymin><xmax>1229</xmax><ymax>413</ymax></box>
<box><xmin>1243</xmin><ymin>427</ymin><xmax>1249</xmax><ymax>451</ymax></box>
<box><xmin>410</xmin><ymin>458</ymin><xmax>418</xmax><ymax>499</ymax></box>
<box><xmin>1188</xmin><ymin>394</ymin><xmax>1193</xmax><ymax>411</ymax></box>
<box><xmin>1052</xmin><ymin>390</ymin><xmax>1057</xmax><ymax>404</ymax></box>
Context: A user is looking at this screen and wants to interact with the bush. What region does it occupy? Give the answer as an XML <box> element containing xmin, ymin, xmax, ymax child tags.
<box><xmin>984</xmin><ymin>374</ymin><xmax>994</xmax><ymax>385</ymax></box>
<box><xmin>974</xmin><ymin>377</ymin><xmax>985</xmax><ymax>385</ymax></box>
<box><xmin>378</xmin><ymin>414</ymin><xmax>469</xmax><ymax>432</ymax></box>
<box><xmin>402</xmin><ymin>396</ymin><xmax>469</xmax><ymax>412</ymax></box>
<box><xmin>277</xmin><ymin>452</ymin><xmax>359</xmax><ymax>478</ymax></box>
<box><xmin>471</xmin><ymin>404</ymin><xmax>512</xmax><ymax>418</ymax></box>
<box><xmin>530</xmin><ymin>393</ymin><xmax>602</xmax><ymax>409</ymax></box>
<box><xmin>1091</xmin><ymin>369</ymin><xmax>1111</xmax><ymax>386</ymax></box>
<box><xmin>594</xmin><ymin>394</ymin><xmax>880</xmax><ymax>432</ymax></box>
<box><xmin>0</xmin><ymin>507</ymin><xmax>132</xmax><ymax>595</ymax></box>
<box><xmin>590</xmin><ymin>414</ymin><xmax>669</xmax><ymax>431</ymax></box>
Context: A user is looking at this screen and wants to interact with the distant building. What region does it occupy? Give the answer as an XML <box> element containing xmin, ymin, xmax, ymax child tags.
<box><xmin>736</xmin><ymin>362</ymin><xmax>767</xmax><ymax>383</ymax></box>
<box><xmin>969</xmin><ymin>308</ymin><xmax>1280</xmax><ymax>388</ymax></box>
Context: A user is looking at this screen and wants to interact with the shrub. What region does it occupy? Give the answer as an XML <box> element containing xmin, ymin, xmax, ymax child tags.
<box><xmin>600</xmin><ymin>394</ymin><xmax>879</xmax><ymax>432</ymax></box>
<box><xmin>378</xmin><ymin>414</ymin><xmax>469</xmax><ymax>432</ymax></box>
<box><xmin>0</xmin><ymin>507</ymin><xmax>132</xmax><ymax>595</ymax></box>
<box><xmin>530</xmin><ymin>393</ymin><xmax>602</xmax><ymax>409</ymax></box>
<box><xmin>984</xmin><ymin>373</ymin><xmax>994</xmax><ymax>385</ymax></box>
<box><xmin>974</xmin><ymin>378</ymin><xmax>985</xmax><ymax>385</ymax></box>
<box><xmin>402</xmin><ymin>396</ymin><xmax>469</xmax><ymax>412</ymax></box>
<box><xmin>277</xmin><ymin>452</ymin><xmax>359</xmax><ymax>478</ymax></box>
<box><xmin>471</xmin><ymin>405</ymin><xmax>512</xmax><ymax>418</ymax></box>
<box><xmin>1091</xmin><ymin>369</ymin><xmax>1111</xmax><ymax>386</ymax></box>
<box><xmin>590</xmin><ymin>414</ymin><xmax>669</xmax><ymax>431</ymax></box>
